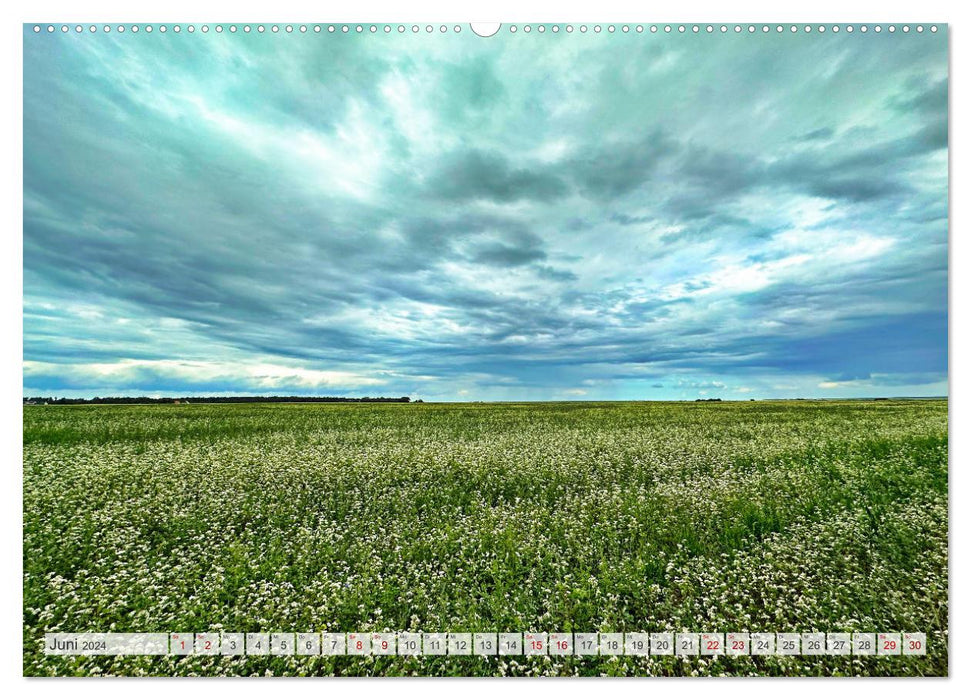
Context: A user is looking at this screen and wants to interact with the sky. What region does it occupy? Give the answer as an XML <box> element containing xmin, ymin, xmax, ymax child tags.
<box><xmin>23</xmin><ymin>26</ymin><xmax>948</xmax><ymax>401</ymax></box>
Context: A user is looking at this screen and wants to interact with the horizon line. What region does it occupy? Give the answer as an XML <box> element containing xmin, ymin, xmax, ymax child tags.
<box><xmin>22</xmin><ymin>395</ymin><xmax>949</xmax><ymax>404</ymax></box>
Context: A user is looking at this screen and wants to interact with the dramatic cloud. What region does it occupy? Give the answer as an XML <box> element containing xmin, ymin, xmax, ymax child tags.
<box><xmin>23</xmin><ymin>28</ymin><xmax>948</xmax><ymax>400</ymax></box>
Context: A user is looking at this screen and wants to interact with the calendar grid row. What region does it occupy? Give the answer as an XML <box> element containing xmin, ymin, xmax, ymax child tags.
<box><xmin>44</xmin><ymin>631</ymin><xmax>926</xmax><ymax>657</ymax></box>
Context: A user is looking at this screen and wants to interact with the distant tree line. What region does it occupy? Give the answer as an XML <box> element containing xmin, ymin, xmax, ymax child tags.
<box><xmin>24</xmin><ymin>396</ymin><xmax>412</xmax><ymax>405</ymax></box>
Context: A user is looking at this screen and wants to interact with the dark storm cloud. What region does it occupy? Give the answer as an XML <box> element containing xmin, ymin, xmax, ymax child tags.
<box><xmin>797</xmin><ymin>126</ymin><xmax>835</xmax><ymax>142</ymax></box>
<box><xmin>469</xmin><ymin>243</ymin><xmax>546</xmax><ymax>267</ymax></box>
<box><xmin>567</xmin><ymin>132</ymin><xmax>679</xmax><ymax>198</ymax></box>
<box><xmin>889</xmin><ymin>76</ymin><xmax>948</xmax><ymax>115</ymax></box>
<box><xmin>429</xmin><ymin>149</ymin><xmax>569</xmax><ymax>203</ymax></box>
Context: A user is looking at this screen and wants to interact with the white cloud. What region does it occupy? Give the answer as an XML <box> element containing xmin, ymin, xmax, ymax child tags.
<box><xmin>23</xmin><ymin>360</ymin><xmax>386</xmax><ymax>390</ymax></box>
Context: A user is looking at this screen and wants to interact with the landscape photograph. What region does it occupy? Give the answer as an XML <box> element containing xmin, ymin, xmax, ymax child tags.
<box><xmin>23</xmin><ymin>23</ymin><xmax>948</xmax><ymax>677</ymax></box>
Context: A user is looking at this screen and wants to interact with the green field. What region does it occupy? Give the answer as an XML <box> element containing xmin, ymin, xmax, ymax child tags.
<box><xmin>23</xmin><ymin>400</ymin><xmax>948</xmax><ymax>676</ymax></box>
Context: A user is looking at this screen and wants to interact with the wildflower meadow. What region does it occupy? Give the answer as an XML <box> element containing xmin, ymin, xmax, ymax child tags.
<box><xmin>23</xmin><ymin>400</ymin><xmax>947</xmax><ymax>676</ymax></box>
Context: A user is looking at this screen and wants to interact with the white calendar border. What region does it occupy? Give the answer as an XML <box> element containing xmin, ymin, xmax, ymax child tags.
<box><xmin>5</xmin><ymin>0</ymin><xmax>966</xmax><ymax>698</ymax></box>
